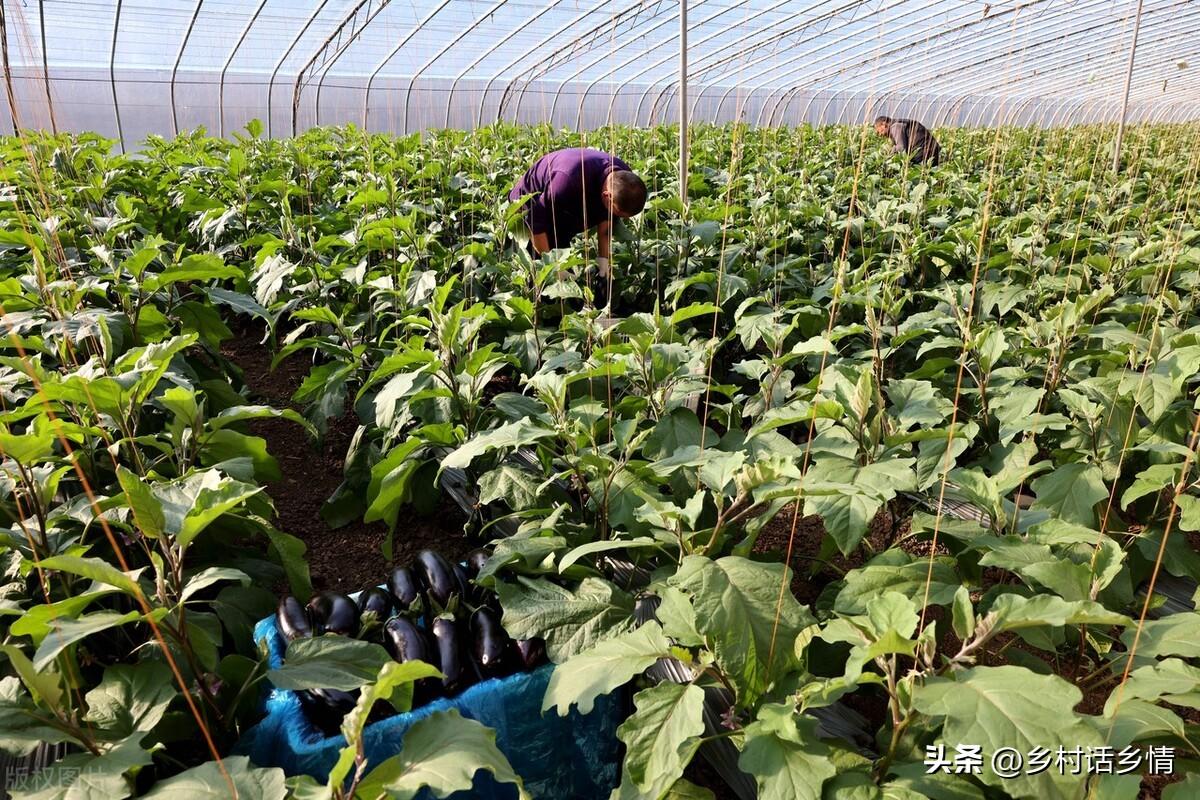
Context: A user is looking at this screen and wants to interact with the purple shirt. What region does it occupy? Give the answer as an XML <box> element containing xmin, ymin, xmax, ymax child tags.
<box><xmin>509</xmin><ymin>148</ymin><xmax>631</xmax><ymax>249</ymax></box>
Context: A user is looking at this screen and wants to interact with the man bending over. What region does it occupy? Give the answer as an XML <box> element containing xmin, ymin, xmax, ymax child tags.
<box><xmin>509</xmin><ymin>148</ymin><xmax>647</xmax><ymax>308</ymax></box>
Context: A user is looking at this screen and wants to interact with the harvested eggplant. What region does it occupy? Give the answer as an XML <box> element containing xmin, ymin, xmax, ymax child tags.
<box><xmin>387</xmin><ymin>566</ymin><xmax>425</xmax><ymax>614</ymax></box>
<box><xmin>416</xmin><ymin>550</ymin><xmax>456</xmax><ymax>607</ymax></box>
<box><xmin>307</xmin><ymin>591</ymin><xmax>359</xmax><ymax>636</ymax></box>
<box><xmin>357</xmin><ymin>587</ymin><xmax>394</xmax><ymax>623</ymax></box>
<box><xmin>276</xmin><ymin>596</ymin><xmax>313</xmax><ymax>641</ymax></box>
<box><xmin>465</xmin><ymin>549</ymin><xmax>490</xmax><ymax>579</ymax></box>
<box><xmin>298</xmin><ymin>687</ymin><xmax>357</xmax><ymax>735</ymax></box>
<box><xmin>513</xmin><ymin>637</ymin><xmax>547</xmax><ymax>669</ymax></box>
<box><xmin>431</xmin><ymin>616</ymin><xmax>467</xmax><ymax>693</ymax></box>
<box><xmin>470</xmin><ymin>607</ymin><xmax>510</xmax><ymax>676</ymax></box>
<box><xmin>452</xmin><ymin>562</ymin><xmax>479</xmax><ymax>605</ymax></box>
<box><xmin>383</xmin><ymin>616</ymin><xmax>431</xmax><ymax>664</ymax></box>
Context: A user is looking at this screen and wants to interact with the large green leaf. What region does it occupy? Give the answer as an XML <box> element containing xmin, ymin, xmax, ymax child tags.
<box><xmin>912</xmin><ymin>666</ymin><xmax>1101</xmax><ymax>800</ymax></box>
<box><xmin>497</xmin><ymin>576</ymin><xmax>635</xmax><ymax>662</ymax></box>
<box><xmin>834</xmin><ymin>552</ymin><xmax>960</xmax><ymax>615</ymax></box>
<box><xmin>10</xmin><ymin>736</ymin><xmax>153</xmax><ymax>800</ymax></box>
<box><xmin>543</xmin><ymin>622</ymin><xmax>672</xmax><ymax>715</ymax></box>
<box><xmin>737</xmin><ymin>704</ymin><xmax>834</xmax><ymax>800</ymax></box>
<box><xmin>1119</xmin><ymin>613</ymin><xmax>1200</xmax><ymax>659</ymax></box>
<box><xmin>670</xmin><ymin>556</ymin><xmax>815</xmax><ymax>700</ymax></box>
<box><xmin>1103</xmin><ymin>658</ymin><xmax>1200</xmax><ymax>715</ymax></box>
<box><xmin>142</xmin><ymin>253</ymin><xmax>241</xmax><ymax>292</ymax></box>
<box><xmin>617</xmin><ymin>683</ymin><xmax>706</xmax><ymax>793</ymax></box>
<box><xmin>83</xmin><ymin>663</ymin><xmax>175</xmax><ymax>739</ymax></box>
<box><xmin>140</xmin><ymin>755</ymin><xmax>287</xmax><ymax>799</ymax></box>
<box><xmin>268</xmin><ymin>636</ymin><xmax>391</xmax><ymax>692</ymax></box>
<box><xmin>355</xmin><ymin>709</ymin><xmax>529</xmax><ymax>800</ymax></box>
<box><xmin>1030</xmin><ymin>463</ymin><xmax>1108</xmax><ymax>527</ymax></box>
<box><xmin>985</xmin><ymin>594</ymin><xmax>1130</xmax><ymax>635</ymax></box>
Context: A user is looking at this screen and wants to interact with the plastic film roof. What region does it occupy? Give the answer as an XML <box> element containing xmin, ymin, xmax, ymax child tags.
<box><xmin>2</xmin><ymin>0</ymin><xmax>1198</xmax><ymax>146</ymax></box>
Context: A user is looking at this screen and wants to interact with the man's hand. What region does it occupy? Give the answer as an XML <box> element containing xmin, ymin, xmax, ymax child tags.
<box><xmin>596</xmin><ymin>256</ymin><xmax>610</xmax><ymax>277</ymax></box>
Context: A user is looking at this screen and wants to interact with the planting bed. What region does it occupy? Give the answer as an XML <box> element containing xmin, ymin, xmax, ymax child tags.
<box><xmin>0</xmin><ymin>122</ymin><xmax>1197</xmax><ymax>799</ymax></box>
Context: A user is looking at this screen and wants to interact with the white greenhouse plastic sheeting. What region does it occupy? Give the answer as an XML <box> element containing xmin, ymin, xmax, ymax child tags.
<box><xmin>1</xmin><ymin>0</ymin><xmax>1197</xmax><ymax>146</ymax></box>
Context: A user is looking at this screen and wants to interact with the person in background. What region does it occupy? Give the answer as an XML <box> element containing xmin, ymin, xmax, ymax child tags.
<box><xmin>874</xmin><ymin>115</ymin><xmax>942</xmax><ymax>166</ymax></box>
<box><xmin>508</xmin><ymin>147</ymin><xmax>647</xmax><ymax>309</ymax></box>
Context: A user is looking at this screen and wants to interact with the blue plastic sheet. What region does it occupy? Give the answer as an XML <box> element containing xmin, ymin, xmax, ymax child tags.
<box><xmin>237</xmin><ymin>615</ymin><xmax>624</xmax><ymax>799</ymax></box>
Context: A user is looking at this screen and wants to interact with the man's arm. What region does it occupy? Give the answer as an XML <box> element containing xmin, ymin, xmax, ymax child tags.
<box><xmin>889</xmin><ymin>122</ymin><xmax>909</xmax><ymax>154</ymax></box>
<box><xmin>530</xmin><ymin>231</ymin><xmax>551</xmax><ymax>255</ymax></box>
<box><xmin>596</xmin><ymin>220</ymin><xmax>612</xmax><ymax>273</ymax></box>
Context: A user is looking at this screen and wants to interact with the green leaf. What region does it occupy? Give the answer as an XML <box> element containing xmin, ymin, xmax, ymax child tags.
<box><xmin>1163</xmin><ymin>774</ymin><xmax>1200</xmax><ymax>799</ymax></box>
<box><xmin>497</xmin><ymin>576</ymin><xmax>635</xmax><ymax>662</ymax></box>
<box><xmin>1101</xmin><ymin>699</ymin><xmax>1188</xmax><ymax>749</ymax></box>
<box><xmin>1121</xmin><ymin>463</ymin><xmax>1181</xmax><ymax>509</ymax></box>
<box><xmin>33</xmin><ymin>611</ymin><xmax>143</xmax><ymax>671</ymax></box>
<box><xmin>1103</xmin><ymin>658</ymin><xmax>1200</xmax><ymax>715</ymax></box>
<box><xmin>477</xmin><ymin>465</ymin><xmax>543</xmax><ymax>510</ymax></box>
<box><xmin>268</xmin><ymin>636</ymin><xmax>391</xmax><ymax>691</ymax></box>
<box><xmin>261</xmin><ymin>523</ymin><xmax>312</xmax><ymax>599</ymax></box>
<box><xmin>355</xmin><ymin>709</ymin><xmax>529</xmax><ymax>800</ymax></box>
<box><xmin>140</xmin><ymin>755</ymin><xmax>287</xmax><ymax>799</ymax></box>
<box><xmin>617</xmin><ymin>683</ymin><xmax>705</xmax><ymax>793</ymax></box>
<box><xmin>986</xmin><ymin>594</ymin><xmax>1130</xmax><ymax>635</ymax></box>
<box><xmin>1119</xmin><ymin>613</ymin><xmax>1200</xmax><ymax>659</ymax></box>
<box><xmin>441</xmin><ymin>419</ymin><xmax>554</xmax><ymax>470</ymax></box>
<box><xmin>11</xmin><ymin>736</ymin><xmax>153</xmax><ymax>800</ymax></box>
<box><xmin>558</xmin><ymin>537</ymin><xmax>659</xmax><ymax>573</ymax></box>
<box><xmin>35</xmin><ymin>556</ymin><xmax>142</xmax><ymax>597</ymax></box>
<box><xmin>1030</xmin><ymin>463</ymin><xmax>1108</xmax><ymax>527</ymax></box>
<box><xmin>142</xmin><ymin>253</ymin><xmax>241</xmax><ymax>293</ymax></box>
<box><xmin>326</xmin><ymin>660</ymin><xmax>443</xmax><ymax>791</ymax></box>
<box><xmin>737</xmin><ymin>705</ymin><xmax>834</xmax><ymax>800</ymax></box>
<box><xmin>543</xmin><ymin>622</ymin><xmax>672</xmax><ymax>715</ymax></box>
<box><xmin>83</xmin><ymin>663</ymin><xmax>175</xmax><ymax>739</ymax></box>
<box><xmin>912</xmin><ymin>666</ymin><xmax>1100</xmax><ymax>800</ymax></box>
<box><xmin>671</xmin><ymin>556</ymin><xmax>815</xmax><ymax>700</ymax></box>
<box><xmin>180</xmin><ymin>567</ymin><xmax>251</xmax><ymax>602</ymax></box>
<box><xmin>0</xmin><ymin>644</ymin><xmax>63</xmax><ymax>710</ymax></box>
<box><xmin>951</xmin><ymin>586</ymin><xmax>974</xmax><ymax>642</ymax></box>
<box><xmin>835</xmin><ymin>553</ymin><xmax>960</xmax><ymax>614</ymax></box>
<box><xmin>116</xmin><ymin>467</ymin><xmax>166</xmax><ymax>539</ymax></box>
<box><xmin>178</xmin><ymin>480</ymin><xmax>262</xmax><ymax>548</ymax></box>
<box><xmin>887</xmin><ymin>379</ymin><xmax>947</xmax><ymax>429</ymax></box>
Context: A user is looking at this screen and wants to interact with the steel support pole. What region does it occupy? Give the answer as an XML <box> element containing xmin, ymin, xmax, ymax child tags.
<box><xmin>679</xmin><ymin>0</ymin><xmax>687</xmax><ymax>209</ymax></box>
<box><xmin>110</xmin><ymin>0</ymin><xmax>125</xmax><ymax>152</ymax></box>
<box><xmin>1113</xmin><ymin>0</ymin><xmax>1147</xmax><ymax>170</ymax></box>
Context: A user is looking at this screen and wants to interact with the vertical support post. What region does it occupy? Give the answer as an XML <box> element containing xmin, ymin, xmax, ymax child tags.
<box><xmin>40</xmin><ymin>0</ymin><xmax>57</xmax><ymax>133</ymax></box>
<box><xmin>0</xmin><ymin>0</ymin><xmax>17</xmax><ymax>135</ymax></box>
<box><xmin>679</xmin><ymin>0</ymin><xmax>688</xmax><ymax>209</ymax></box>
<box><xmin>1112</xmin><ymin>0</ymin><xmax>1146</xmax><ymax>171</ymax></box>
<box><xmin>110</xmin><ymin>0</ymin><xmax>125</xmax><ymax>153</ymax></box>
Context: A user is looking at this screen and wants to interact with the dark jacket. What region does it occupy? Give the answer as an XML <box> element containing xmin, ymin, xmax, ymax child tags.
<box><xmin>887</xmin><ymin>119</ymin><xmax>941</xmax><ymax>165</ymax></box>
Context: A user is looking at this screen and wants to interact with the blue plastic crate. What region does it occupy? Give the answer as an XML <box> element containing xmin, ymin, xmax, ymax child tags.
<box><xmin>237</xmin><ymin>613</ymin><xmax>624</xmax><ymax>799</ymax></box>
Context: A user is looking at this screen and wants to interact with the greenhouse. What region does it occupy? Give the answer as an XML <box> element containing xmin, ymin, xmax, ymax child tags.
<box><xmin>0</xmin><ymin>0</ymin><xmax>1198</xmax><ymax>798</ymax></box>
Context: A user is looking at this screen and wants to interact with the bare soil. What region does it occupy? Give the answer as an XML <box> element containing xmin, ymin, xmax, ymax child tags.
<box><xmin>220</xmin><ymin>319</ymin><xmax>471</xmax><ymax>595</ymax></box>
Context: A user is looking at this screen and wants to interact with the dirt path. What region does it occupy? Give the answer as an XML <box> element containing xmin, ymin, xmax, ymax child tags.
<box><xmin>219</xmin><ymin>320</ymin><xmax>471</xmax><ymax>594</ymax></box>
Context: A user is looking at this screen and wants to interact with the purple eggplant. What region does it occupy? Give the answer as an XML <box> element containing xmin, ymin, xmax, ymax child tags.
<box><xmin>357</xmin><ymin>587</ymin><xmax>394</xmax><ymax>622</ymax></box>
<box><xmin>276</xmin><ymin>596</ymin><xmax>313</xmax><ymax>641</ymax></box>
<box><xmin>383</xmin><ymin>616</ymin><xmax>431</xmax><ymax>664</ymax></box>
<box><xmin>388</xmin><ymin>566</ymin><xmax>426</xmax><ymax>614</ymax></box>
<box><xmin>465</xmin><ymin>549</ymin><xmax>490</xmax><ymax>579</ymax></box>
<box><xmin>416</xmin><ymin>550</ymin><xmax>456</xmax><ymax>607</ymax></box>
<box><xmin>513</xmin><ymin>637</ymin><xmax>547</xmax><ymax>669</ymax></box>
<box><xmin>431</xmin><ymin>616</ymin><xmax>467</xmax><ymax>693</ymax></box>
<box><xmin>297</xmin><ymin>687</ymin><xmax>358</xmax><ymax>735</ymax></box>
<box><xmin>453</xmin><ymin>562</ymin><xmax>481</xmax><ymax>605</ymax></box>
<box><xmin>470</xmin><ymin>607</ymin><xmax>510</xmax><ymax>676</ymax></box>
<box><xmin>307</xmin><ymin>591</ymin><xmax>359</xmax><ymax>636</ymax></box>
